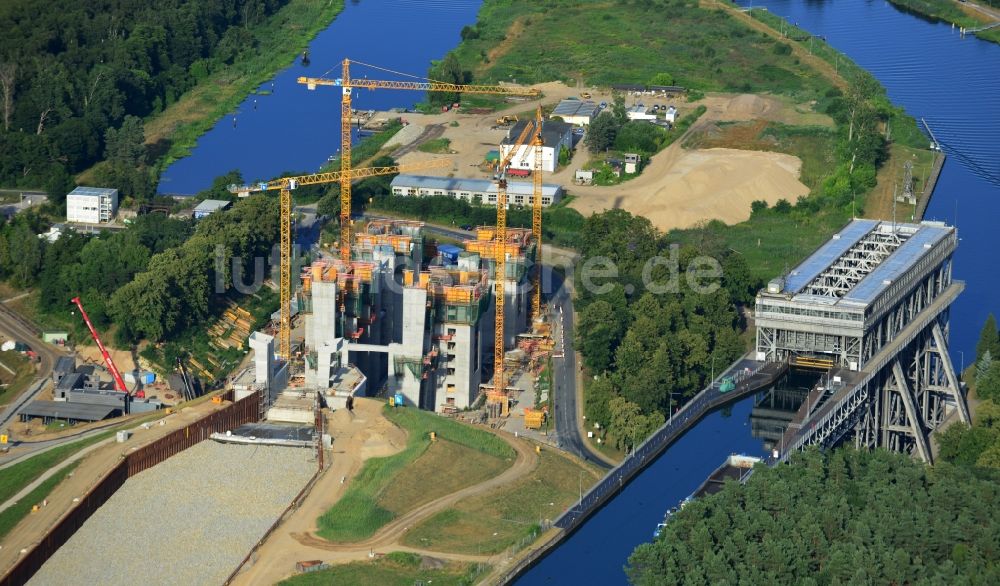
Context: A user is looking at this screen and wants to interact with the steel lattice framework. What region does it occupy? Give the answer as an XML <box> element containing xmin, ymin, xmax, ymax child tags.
<box><xmin>758</xmin><ymin>220</ymin><xmax>970</xmax><ymax>463</ymax></box>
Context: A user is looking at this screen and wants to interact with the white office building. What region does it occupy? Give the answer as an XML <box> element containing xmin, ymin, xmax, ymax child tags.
<box><xmin>66</xmin><ymin>187</ymin><xmax>118</xmax><ymax>224</ymax></box>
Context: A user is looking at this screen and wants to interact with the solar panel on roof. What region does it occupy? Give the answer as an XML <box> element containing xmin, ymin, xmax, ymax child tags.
<box><xmin>782</xmin><ymin>219</ymin><xmax>879</xmax><ymax>294</ymax></box>
<box><xmin>844</xmin><ymin>225</ymin><xmax>951</xmax><ymax>303</ymax></box>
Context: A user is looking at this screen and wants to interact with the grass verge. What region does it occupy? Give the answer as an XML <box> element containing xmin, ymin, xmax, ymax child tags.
<box><xmin>315</xmin><ymin>405</ymin><xmax>515</xmax><ymax>542</ymax></box>
<box><xmin>0</xmin><ymin>461</ymin><xmax>80</xmax><ymax>542</ymax></box>
<box><xmin>0</xmin><ymin>414</ymin><xmax>165</xmax><ymax>506</ymax></box>
<box><xmin>402</xmin><ymin>449</ymin><xmax>602</xmax><ymax>555</ymax></box>
<box><xmin>279</xmin><ymin>552</ymin><xmax>489</xmax><ymax>586</ymax></box>
<box><xmin>0</xmin><ymin>351</ymin><xmax>34</xmax><ymax>407</ymax></box>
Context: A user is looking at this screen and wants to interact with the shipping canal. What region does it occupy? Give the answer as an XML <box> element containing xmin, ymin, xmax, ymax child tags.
<box><xmin>156</xmin><ymin>1</ymin><xmax>999</xmax><ymax>583</ymax></box>
<box><xmin>159</xmin><ymin>0</ymin><xmax>484</xmax><ymax>195</ymax></box>
<box><xmin>517</xmin><ymin>1</ymin><xmax>1000</xmax><ymax>583</ymax></box>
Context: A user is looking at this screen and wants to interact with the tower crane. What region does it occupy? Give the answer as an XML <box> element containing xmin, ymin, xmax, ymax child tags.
<box><xmin>490</xmin><ymin>115</ymin><xmax>541</xmax><ymax>417</ymax></box>
<box><xmin>229</xmin><ymin>158</ymin><xmax>451</xmax><ymax>361</ymax></box>
<box><xmin>298</xmin><ymin>59</ymin><xmax>540</xmax><ymax>264</ymax></box>
<box><xmin>70</xmin><ymin>297</ymin><xmax>140</xmax><ymax>399</ymax></box>
<box><xmin>530</xmin><ymin>106</ymin><xmax>544</xmax><ymax>321</ymax></box>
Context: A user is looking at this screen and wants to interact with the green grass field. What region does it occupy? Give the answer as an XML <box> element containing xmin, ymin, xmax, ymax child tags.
<box><xmin>279</xmin><ymin>552</ymin><xmax>489</xmax><ymax>586</ymax></box>
<box><xmin>0</xmin><ymin>461</ymin><xmax>80</xmax><ymax>542</ymax></box>
<box><xmin>402</xmin><ymin>449</ymin><xmax>602</xmax><ymax>555</ymax></box>
<box><xmin>417</xmin><ymin>138</ymin><xmax>454</xmax><ymax>154</ymax></box>
<box><xmin>449</xmin><ymin>0</ymin><xmax>835</xmax><ymax>101</ymax></box>
<box><xmin>315</xmin><ymin>405</ymin><xmax>515</xmax><ymax>542</ymax></box>
<box><xmin>0</xmin><ymin>351</ymin><xmax>34</xmax><ymax>407</ymax></box>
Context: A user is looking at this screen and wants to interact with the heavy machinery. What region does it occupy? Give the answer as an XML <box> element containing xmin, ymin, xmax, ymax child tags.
<box><xmin>496</xmin><ymin>114</ymin><xmax>519</xmax><ymax>126</ymax></box>
<box><xmin>229</xmin><ymin>158</ymin><xmax>450</xmax><ymax>360</ymax></box>
<box><xmin>70</xmin><ymin>296</ymin><xmax>141</xmax><ymax>399</ymax></box>
<box><xmin>298</xmin><ymin>58</ymin><xmax>540</xmax><ymax>264</ymax></box>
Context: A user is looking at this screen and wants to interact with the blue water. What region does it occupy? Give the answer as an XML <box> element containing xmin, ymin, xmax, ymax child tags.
<box><xmin>159</xmin><ymin>0</ymin><xmax>484</xmax><ymax>194</ymax></box>
<box><xmin>519</xmin><ymin>2</ymin><xmax>1000</xmax><ymax>584</ymax></box>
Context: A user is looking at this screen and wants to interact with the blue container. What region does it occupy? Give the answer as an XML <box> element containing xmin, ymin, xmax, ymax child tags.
<box><xmin>438</xmin><ymin>244</ymin><xmax>461</xmax><ymax>264</ymax></box>
<box><xmin>394</xmin><ymin>393</ymin><xmax>405</xmax><ymax>406</ymax></box>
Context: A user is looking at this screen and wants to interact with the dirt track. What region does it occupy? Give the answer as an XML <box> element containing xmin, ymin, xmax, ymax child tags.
<box><xmin>232</xmin><ymin>398</ymin><xmax>539</xmax><ymax>585</ymax></box>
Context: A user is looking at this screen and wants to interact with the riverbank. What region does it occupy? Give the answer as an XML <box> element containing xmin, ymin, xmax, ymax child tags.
<box><xmin>888</xmin><ymin>0</ymin><xmax>1000</xmax><ymax>44</ymax></box>
<box><xmin>78</xmin><ymin>0</ymin><xmax>346</xmax><ymax>185</ymax></box>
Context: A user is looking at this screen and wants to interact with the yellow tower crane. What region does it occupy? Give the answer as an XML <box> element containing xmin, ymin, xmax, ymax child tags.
<box><xmin>530</xmin><ymin>106</ymin><xmax>544</xmax><ymax>321</ymax></box>
<box><xmin>229</xmin><ymin>158</ymin><xmax>450</xmax><ymax>360</ymax></box>
<box><xmin>298</xmin><ymin>59</ymin><xmax>540</xmax><ymax>264</ymax></box>
<box><xmin>490</xmin><ymin>116</ymin><xmax>541</xmax><ymax>417</ymax></box>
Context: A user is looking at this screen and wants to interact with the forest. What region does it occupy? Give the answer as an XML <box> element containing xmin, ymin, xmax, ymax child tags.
<box><xmin>0</xmin><ymin>191</ymin><xmax>277</xmax><ymax>346</ymax></box>
<box><xmin>627</xmin><ymin>448</ymin><xmax>1000</xmax><ymax>584</ymax></box>
<box><xmin>573</xmin><ymin>210</ymin><xmax>754</xmax><ymax>451</ymax></box>
<box><xmin>0</xmin><ymin>0</ymin><xmax>290</xmax><ymax>198</ymax></box>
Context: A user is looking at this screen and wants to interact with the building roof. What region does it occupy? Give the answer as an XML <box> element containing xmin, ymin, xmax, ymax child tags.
<box><xmin>628</xmin><ymin>105</ymin><xmax>650</xmax><ymax>114</ymax></box>
<box><xmin>773</xmin><ymin>219</ymin><xmax>955</xmax><ymax>307</ymax></box>
<box><xmin>502</xmin><ymin>119</ymin><xmax>572</xmax><ymax>149</ymax></box>
<box><xmin>782</xmin><ymin>219</ymin><xmax>879</xmax><ymax>295</ymax></box>
<box><xmin>21</xmin><ymin>400</ymin><xmax>118</xmax><ymax>421</ymax></box>
<box><xmin>54</xmin><ymin>356</ymin><xmax>75</xmax><ymax>376</ymax></box>
<box><xmin>844</xmin><ymin>223</ymin><xmax>952</xmax><ymax>304</ymax></box>
<box><xmin>551</xmin><ymin>99</ymin><xmax>599</xmax><ymax>120</ymax></box>
<box><xmin>57</xmin><ymin>371</ymin><xmax>86</xmax><ymax>392</ymax></box>
<box><xmin>193</xmin><ymin>199</ymin><xmax>232</xmax><ymax>214</ymax></box>
<box><xmin>68</xmin><ymin>186</ymin><xmax>117</xmax><ymax>199</ymax></box>
<box><xmin>390</xmin><ymin>174</ymin><xmax>563</xmax><ymax>198</ymax></box>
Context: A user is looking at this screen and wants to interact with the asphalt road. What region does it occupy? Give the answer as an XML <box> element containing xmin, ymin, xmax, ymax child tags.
<box><xmin>548</xmin><ymin>271</ymin><xmax>612</xmax><ymax>469</ymax></box>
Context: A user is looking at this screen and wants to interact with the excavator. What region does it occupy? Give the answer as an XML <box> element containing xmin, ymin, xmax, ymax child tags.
<box><xmin>70</xmin><ymin>297</ymin><xmax>142</xmax><ymax>399</ymax></box>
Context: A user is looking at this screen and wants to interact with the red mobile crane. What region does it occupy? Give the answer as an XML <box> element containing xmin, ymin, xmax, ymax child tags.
<box><xmin>70</xmin><ymin>297</ymin><xmax>143</xmax><ymax>399</ymax></box>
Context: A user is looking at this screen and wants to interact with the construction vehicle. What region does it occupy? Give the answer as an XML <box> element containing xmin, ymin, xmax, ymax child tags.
<box><xmin>496</xmin><ymin>114</ymin><xmax>519</xmax><ymax>126</ymax></box>
<box><xmin>581</xmin><ymin>92</ymin><xmax>592</xmax><ymax>99</ymax></box>
<box><xmin>298</xmin><ymin>58</ymin><xmax>540</xmax><ymax>266</ymax></box>
<box><xmin>70</xmin><ymin>297</ymin><xmax>141</xmax><ymax>399</ymax></box>
<box><xmin>229</xmin><ymin>158</ymin><xmax>449</xmax><ymax>360</ymax></box>
<box><xmin>719</xmin><ymin>377</ymin><xmax>736</xmax><ymax>393</ymax></box>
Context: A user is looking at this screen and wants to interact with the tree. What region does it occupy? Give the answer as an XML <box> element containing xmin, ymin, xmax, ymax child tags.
<box><xmin>5</xmin><ymin>222</ymin><xmax>42</xmax><ymax>287</ymax></box>
<box><xmin>429</xmin><ymin>53</ymin><xmax>468</xmax><ymax>106</ymax></box>
<box><xmin>575</xmin><ymin>300</ymin><xmax>622</xmax><ymax>372</ymax></box>
<box><xmin>976</xmin><ymin>314</ymin><xmax>1000</xmax><ymax>363</ymax></box>
<box><xmin>585</xmin><ymin>112</ymin><xmax>621</xmax><ymax>153</ymax></box>
<box><xmin>0</xmin><ymin>60</ymin><xmax>15</xmax><ymax>131</ymax></box>
<box><xmin>649</xmin><ymin>72</ymin><xmax>674</xmax><ymax>86</ymax></box>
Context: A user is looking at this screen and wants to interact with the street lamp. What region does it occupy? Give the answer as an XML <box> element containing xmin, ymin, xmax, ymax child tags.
<box><xmin>667</xmin><ymin>390</ymin><xmax>682</xmax><ymax>424</ymax></box>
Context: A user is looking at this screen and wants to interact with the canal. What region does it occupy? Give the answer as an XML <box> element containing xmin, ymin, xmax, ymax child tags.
<box><xmin>517</xmin><ymin>1</ymin><xmax>1000</xmax><ymax>583</ymax></box>
<box><xmin>159</xmin><ymin>0</ymin><xmax>484</xmax><ymax>195</ymax></box>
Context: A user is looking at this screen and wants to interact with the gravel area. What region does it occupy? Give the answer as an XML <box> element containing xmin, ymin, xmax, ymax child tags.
<box><xmin>30</xmin><ymin>442</ymin><xmax>314</xmax><ymax>586</ymax></box>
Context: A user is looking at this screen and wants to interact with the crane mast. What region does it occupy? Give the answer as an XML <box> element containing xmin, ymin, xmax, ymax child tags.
<box><xmin>492</xmin><ymin>117</ymin><xmax>539</xmax><ymax>416</ymax></box>
<box><xmin>70</xmin><ymin>296</ymin><xmax>134</xmax><ymax>397</ymax></box>
<box><xmin>531</xmin><ymin>106</ymin><xmax>544</xmax><ymax>320</ymax></box>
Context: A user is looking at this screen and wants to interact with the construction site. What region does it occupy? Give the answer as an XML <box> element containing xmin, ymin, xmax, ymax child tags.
<box><xmin>1</xmin><ymin>59</ymin><xmax>573</xmax><ymax>586</ymax></box>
